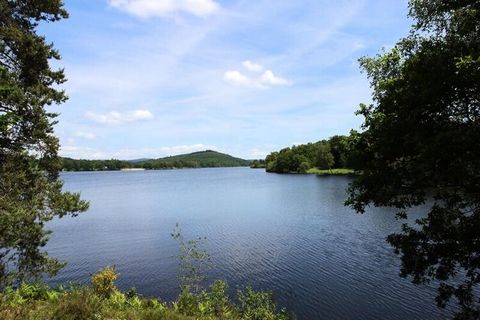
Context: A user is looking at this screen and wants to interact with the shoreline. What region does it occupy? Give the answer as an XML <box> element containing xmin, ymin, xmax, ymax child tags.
<box><xmin>62</xmin><ymin>166</ymin><xmax>251</xmax><ymax>173</ymax></box>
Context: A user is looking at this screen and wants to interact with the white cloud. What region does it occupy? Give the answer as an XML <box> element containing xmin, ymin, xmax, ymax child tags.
<box><xmin>223</xmin><ymin>70</ymin><xmax>255</xmax><ymax>87</ymax></box>
<box><xmin>259</xmin><ymin>70</ymin><xmax>290</xmax><ymax>86</ymax></box>
<box><xmin>108</xmin><ymin>0</ymin><xmax>219</xmax><ymax>18</ymax></box>
<box><xmin>75</xmin><ymin>131</ymin><xmax>97</xmax><ymax>140</ymax></box>
<box><xmin>242</xmin><ymin>60</ymin><xmax>264</xmax><ymax>72</ymax></box>
<box><xmin>56</xmin><ymin>0</ymin><xmax>377</xmax><ymax>160</ymax></box>
<box><xmin>224</xmin><ymin>68</ymin><xmax>291</xmax><ymax>89</ymax></box>
<box><xmin>85</xmin><ymin>109</ymin><xmax>154</xmax><ymax>125</ymax></box>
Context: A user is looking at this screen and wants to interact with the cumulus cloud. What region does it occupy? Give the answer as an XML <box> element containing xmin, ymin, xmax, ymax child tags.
<box><xmin>242</xmin><ymin>60</ymin><xmax>264</xmax><ymax>72</ymax></box>
<box><xmin>259</xmin><ymin>70</ymin><xmax>290</xmax><ymax>86</ymax></box>
<box><xmin>85</xmin><ymin>109</ymin><xmax>154</xmax><ymax>125</ymax></box>
<box><xmin>223</xmin><ymin>70</ymin><xmax>253</xmax><ymax>87</ymax></box>
<box><xmin>108</xmin><ymin>0</ymin><xmax>219</xmax><ymax>18</ymax></box>
<box><xmin>224</xmin><ymin>67</ymin><xmax>290</xmax><ymax>89</ymax></box>
<box><xmin>75</xmin><ymin>131</ymin><xmax>97</xmax><ymax>140</ymax></box>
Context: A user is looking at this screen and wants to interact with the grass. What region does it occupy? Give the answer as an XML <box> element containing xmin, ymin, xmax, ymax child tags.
<box><xmin>306</xmin><ymin>168</ymin><xmax>355</xmax><ymax>175</ymax></box>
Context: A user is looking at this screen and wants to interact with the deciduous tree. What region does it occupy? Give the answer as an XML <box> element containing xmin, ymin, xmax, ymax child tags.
<box><xmin>347</xmin><ymin>1</ymin><xmax>480</xmax><ymax>318</ymax></box>
<box><xmin>316</xmin><ymin>142</ymin><xmax>334</xmax><ymax>170</ymax></box>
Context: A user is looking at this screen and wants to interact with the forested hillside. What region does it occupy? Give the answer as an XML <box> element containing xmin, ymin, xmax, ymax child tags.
<box><xmin>141</xmin><ymin>150</ymin><xmax>250</xmax><ymax>169</ymax></box>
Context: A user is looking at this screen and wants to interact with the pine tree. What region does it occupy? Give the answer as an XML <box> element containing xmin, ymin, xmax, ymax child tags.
<box><xmin>0</xmin><ymin>0</ymin><xmax>88</xmax><ymax>287</ymax></box>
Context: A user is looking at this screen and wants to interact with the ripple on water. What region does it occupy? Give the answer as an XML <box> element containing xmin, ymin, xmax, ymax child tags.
<box><xmin>46</xmin><ymin>169</ymin><xmax>456</xmax><ymax>320</ymax></box>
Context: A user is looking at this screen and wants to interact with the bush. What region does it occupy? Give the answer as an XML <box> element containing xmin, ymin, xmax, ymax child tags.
<box><xmin>52</xmin><ymin>289</ymin><xmax>103</xmax><ymax>320</ymax></box>
<box><xmin>192</xmin><ymin>280</ymin><xmax>233</xmax><ymax>317</ymax></box>
<box><xmin>205</xmin><ymin>280</ymin><xmax>231</xmax><ymax>316</ymax></box>
<box><xmin>127</xmin><ymin>295</ymin><xmax>143</xmax><ymax>309</ymax></box>
<box><xmin>174</xmin><ymin>287</ymin><xmax>199</xmax><ymax>316</ymax></box>
<box><xmin>2</xmin><ymin>283</ymin><xmax>56</xmax><ymax>306</ymax></box>
<box><xmin>298</xmin><ymin>161</ymin><xmax>311</xmax><ymax>174</ymax></box>
<box><xmin>91</xmin><ymin>266</ymin><xmax>117</xmax><ymax>298</ymax></box>
<box><xmin>239</xmin><ymin>287</ymin><xmax>290</xmax><ymax>320</ymax></box>
<box><xmin>109</xmin><ymin>290</ymin><xmax>127</xmax><ymax>308</ymax></box>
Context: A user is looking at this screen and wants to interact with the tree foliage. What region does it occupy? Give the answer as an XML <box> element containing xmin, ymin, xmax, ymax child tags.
<box><xmin>315</xmin><ymin>142</ymin><xmax>334</xmax><ymax>170</ymax></box>
<box><xmin>265</xmin><ymin>134</ymin><xmax>356</xmax><ymax>173</ymax></box>
<box><xmin>347</xmin><ymin>0</ymin><xmax>480</xmax><ymax>318</ymax></box>
<box><xmin>0</xmin><ymin>0</ymin><xmax>88</xmax><ymax>287</ymax></box>
<box><xmin>250</xmin><ymin>159</ymin><xmax>266</xmax><ymax>169</ymax></box>
<box><xmin>61</xmin><ymin>157</ymin><xmax>133</xmax><ymax>171</ymax></box>
<box><xmin>171</xmin><ymin>224</ymin><xmax>212</xmax><ymax>295</ymax></box>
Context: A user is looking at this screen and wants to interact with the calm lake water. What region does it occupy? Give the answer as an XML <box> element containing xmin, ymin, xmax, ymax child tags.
<box><xmin>47</xmin><ymin>167</ymin><xmax>453</xmax><ymax>319</ymax></box>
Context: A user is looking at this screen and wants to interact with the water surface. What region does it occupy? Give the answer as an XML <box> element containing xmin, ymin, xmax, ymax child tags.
<box><xmin>47</xmin><ymin>168</ymin><xmax>453</xmax><ymax>319</ymax></box>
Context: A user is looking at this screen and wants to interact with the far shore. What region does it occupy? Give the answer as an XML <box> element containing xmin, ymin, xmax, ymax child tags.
<box><xmin>62</xmin><ymin>166</ymin><xmax>250</xmax><ymax>173</ymax></box>
<box><xmin>306</xmin><ymin>168</ymin><xmax>355</xmax><ymax>175</ymax></box>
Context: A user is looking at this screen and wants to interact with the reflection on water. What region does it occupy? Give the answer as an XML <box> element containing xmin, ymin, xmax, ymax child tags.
<box><xmin>47</xmin><ymin>168</ymin><xmax>453</xmax><ymax>319</ymax></box>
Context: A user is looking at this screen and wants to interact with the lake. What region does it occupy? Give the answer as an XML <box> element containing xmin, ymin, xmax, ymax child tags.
<box><xmin>47</xmin><ymin>167</ymin><xmax>453</xmax><ymax>319</ymax></box>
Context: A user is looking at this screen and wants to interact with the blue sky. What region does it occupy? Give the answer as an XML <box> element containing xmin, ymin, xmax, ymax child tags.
<box><xmin>43</xmin><ymin>0</ymin><xmax>411</xmax><ymax>160</ymax></box>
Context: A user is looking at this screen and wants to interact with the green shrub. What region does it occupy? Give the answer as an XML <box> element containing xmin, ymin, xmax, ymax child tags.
<box><xmin>18</xmin><ymin>283</ymin><xmax>50</xmax><ymax>300</ymax></box>
<box><xmin>127</xmin><ymin>295</ymin><xmax>143</xmax><ymax>309</ymax></box>
<box><xmin>109</xmin><ymin>290</ymin><xmax>127</xmax><ymax>308</ymax></box>
<box><xmin>239</xmin><ymin>287</ymin><xmax>289</xmax><ymax>320</ymax></box>
<box><xmin>202</xmin><ymin>280</ymin><xmax>232</xmax><ymax>317</ymax></box>
<box><xmin>298</xmin><ymin>161</ymin><xmax>311</xmax><ymax>174</ymax></box>
<box><xmin>174</xmin><ymin>287</ymin><xmax>199</xmax><ymax>316</ymax></box>
<box><xmin>127</xmin><ymin>287</ymin><xmax>138</xmax><ymax>299</ymax></box>
<box><xmin>91</xmin><ymin>266</ymin><xmax>117</xmax><ymax>298</ymax></box>
<box><xmin>2</xmin><ymin>283</ymin><xmax>53</xmax><ymax>307</ymax></box>
<box><xmin>2</xmin><ymin>287</ymin><xmax>26</xmax><ymax>306</ymax></box>
<box><xmin>52</xmin><ymin>289</ymin><xmax>103</xmax><ymax>320</ymax></box>
<box><xmin>145</xmin><ymin>298</ymin><xmax>166</xmax><ymax>311</ymax></box>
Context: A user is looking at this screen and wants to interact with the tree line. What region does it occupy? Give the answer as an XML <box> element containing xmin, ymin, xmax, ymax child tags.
<box><xmin>61</xmin><ymin>151</ymin><xmax>250</xmax><ymax>171</ymax></box>
<box><xmin>61</xmin><ymin>159</ymin><xmax>242</xmax><ymax>171</ymax></box>
<box><xmin>61</xmin><ymin>158</ymin><xmax>134</xmax><ymax>171</ymax></box>
<box><xmin>264</xmin><ymin>133</ymin><xmax>358</xmax><ymax>173</ymax></box>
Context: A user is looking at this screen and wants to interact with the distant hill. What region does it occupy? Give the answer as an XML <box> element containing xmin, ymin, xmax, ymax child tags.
<box><xmin>140</xmin><ymin>150</ymin><xmax>250</xmax><ymax>169</ymax></box>
<box><xmin>61</xmin><ymin>150</ymin><xmax>250</xmax><ymax>171</ymax></box>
